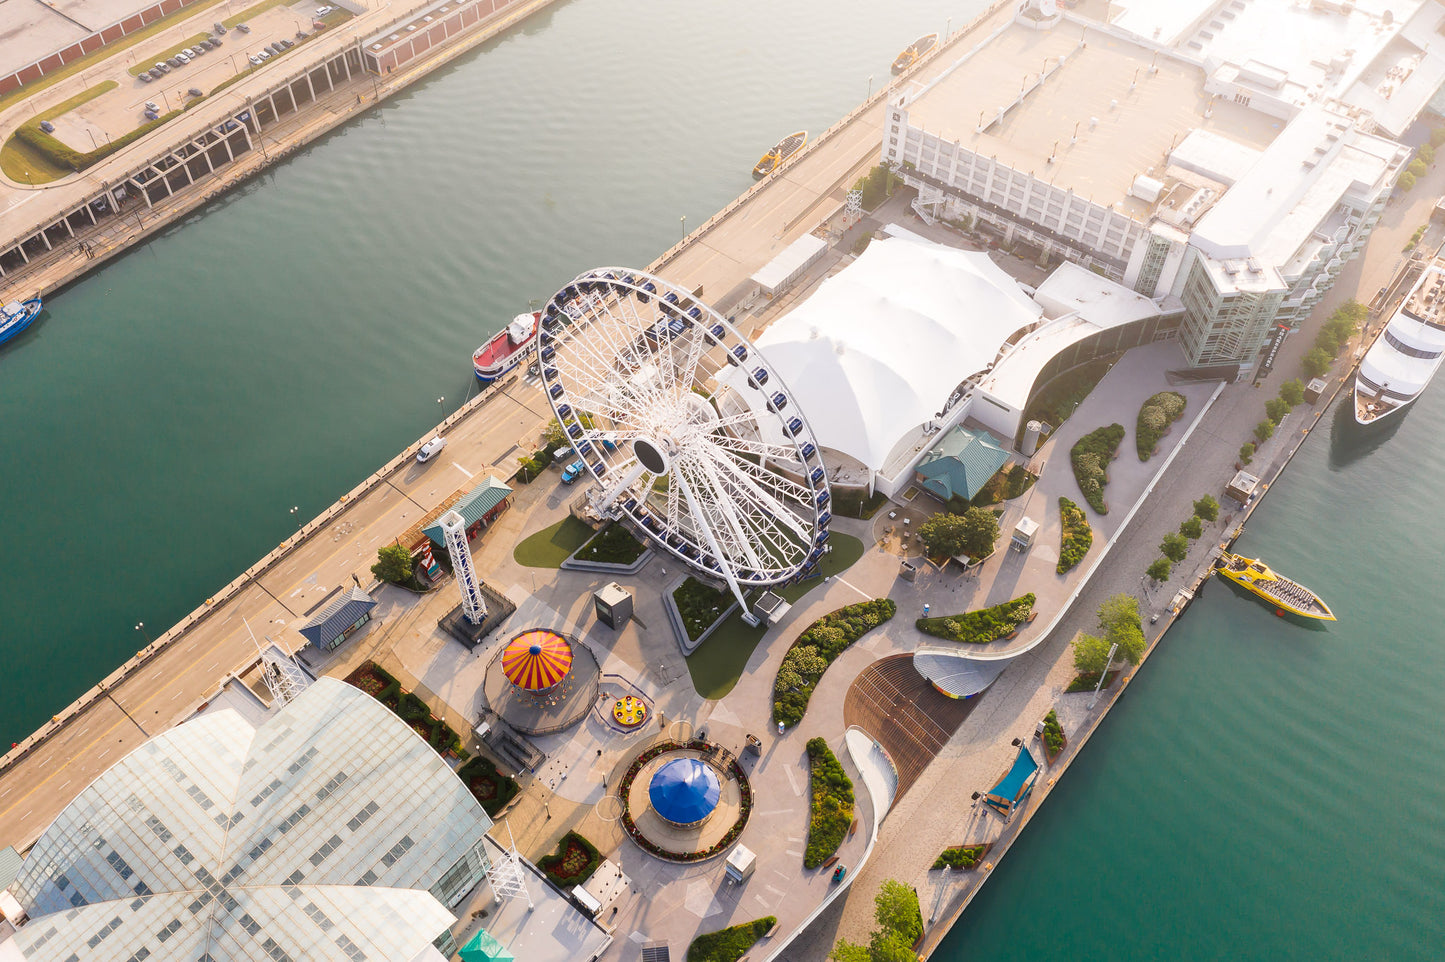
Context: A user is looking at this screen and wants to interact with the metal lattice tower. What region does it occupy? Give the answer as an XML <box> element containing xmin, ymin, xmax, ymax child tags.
<box><xmin>486</xmin><ymin>825</ymin><xmax>534</xmax><ymax>909</ymax></box>
<box><xmin>845</xmin><ymin>188</ymin><xmax>862</xmax><ymax>220</ymax></box>
<box><xmin>440</xmin><ymin>510</ymin><xmax>487</xmax><ymax>625</ymax></box>
<box><xmin>244</xmin><ymin>618</ymin><xmax>311</xmax><ymax>706</ymax></box>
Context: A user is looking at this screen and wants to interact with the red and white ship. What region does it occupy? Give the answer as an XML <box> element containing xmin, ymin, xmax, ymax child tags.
<box><xmin>473</xmin><ymin>312</ymin><xmax>539</xmax><ymax>384</ymax></box>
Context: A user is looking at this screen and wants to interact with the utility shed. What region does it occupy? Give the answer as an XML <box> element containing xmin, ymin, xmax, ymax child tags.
<box><xmin>750</xmin><ymin>234</ymin><xmax>828</xmax><ymax>297</ymax></box>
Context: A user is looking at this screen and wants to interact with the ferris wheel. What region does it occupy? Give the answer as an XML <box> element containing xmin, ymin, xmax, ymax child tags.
<box><xmin>537</xmin><ymin>267</ymin><xmax>832</xmax><ymax>612</ymax></box>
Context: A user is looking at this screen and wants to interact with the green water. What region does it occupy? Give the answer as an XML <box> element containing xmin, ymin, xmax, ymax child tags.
<box><xmin>2</xmin><ymin>0</ymin><xmax>1441</xmax><ymax>955</ymax></box>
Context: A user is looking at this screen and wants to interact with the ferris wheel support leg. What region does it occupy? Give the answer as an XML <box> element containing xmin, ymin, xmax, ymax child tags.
<box><xmin>679</xmin><ymin>474</ymin><xmax>750</xmax><ymax>615</ymax></box>
<box><xmin>595</xmin><ymin>461</ymin><xmax>648</xmax><ymax>515</ymax></box>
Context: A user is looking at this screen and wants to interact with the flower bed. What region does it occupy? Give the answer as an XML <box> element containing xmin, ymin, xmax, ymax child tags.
<box><xmin>915</xmin><ymin>594</ymin><xmax>1035</xmax><ymax>644</ymax></box>
<box><xmin>1040</xmin><ymin>709</ymin><xmax>1065</xmax><ymax>761</ymax></box>
<box><xmin>344</xmin><ymin>661</ymin><xmax>465</xmax><ymax>758</ymax></box>
<box><xmin>931</xmin><ymin>843</ymin><xmax>989</xmax><ymax>870</ymax></box>
<box><xmin>618</xmin><ymin>742</ymin><xmax>752</xmax><ymax>862</ymax></box>
<box><xmin>1070</xmin><ymin>423</ymin><xmax>1125</xmax><ymax>514</ymax></box>
<box><xmin>1056</xmin><ymin>497</ymin><xmax>1094</xmax><ymax>574</ymax></box>
<box><xmin>771</xmin><ymin>599</ymin><xmax>896</xmax><ymax>728</ymax></box>
<box><xmin>538</xmin><ymin>831</ymin><xmax>603</xmax><ymax>886</ymax></box>
<box><xmin>803</xmin><ymin>737</ymin><xmax>854</xmax><ymax>869</ymax></box>
<box><xmin>1136</xmin><ymin>391</ymin><xmax>1186</xmax><ymax>461</ymax></box>
<box><xmin>456</xmin><ymin>755</ymin><xmax>520</xmax><ymax>816</ymax></box>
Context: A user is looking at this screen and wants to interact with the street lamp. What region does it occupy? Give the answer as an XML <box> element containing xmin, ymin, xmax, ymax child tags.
<box><xmin>680</xmin><ymin>214</ymin><xmax>687</xmax><ymax>238</ymax></box>
<box><xmin>135</xmin><ymin>621</ymin><xmax>153</xmax><ymax>646</ymax></box>
<box><xmin>437</xmin><ymin>395</ymin><xmax>446</xmax><ymax>420</ymax></box>
<box><xmin>867</xmin><ymin>74</ymin><xmax>873</xmax><ymax>99</ymax></box>
<box><xmin>289</xmin><ymin>505</ymin><xmax>302</xmax><ymax>529</ymax></box>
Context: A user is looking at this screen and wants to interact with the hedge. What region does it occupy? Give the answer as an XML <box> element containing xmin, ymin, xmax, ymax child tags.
<box><xmin>1041</xmin><ymin>709</ymin><xmax>1065</xmax><ymax>758</ymax></box>
<box><xmin>803</xmin><ymin>738</ymin><xmax>853</xmax><ymax>869</ymax></box>
<box><xmin>686</xmin><ymin>917</ymin><xmax>776</xmax><ymax>962</ymax></box>
<box><xmin>915</xmin><ymin>594</ymin><xmax>1035</xmax><ymax>644</ymax></box>
<box><xmin>537</xmin><ymin>830</ymin><xmax>602</xmax><ymax>887</ymax></box>
<box><xmin>1135</xmin><ymin>391</ymin><xmax>1186</xmax><ymax>460</ymax></box>
<box><xmin>14</xmin><ymin>107</ymin><xmax>181</xmax><ymax>173</ymax></box>
<box><xmin>1056</xmin><ymin>497</ymin><xmax>1093</xmax><ymax>574</ymax></box>
<box><xmin>456</xmin><ymin>755</ymin><xmax>520</xmax><ymax>816</ymax></box>
<box><xmin>932</xmin><ymin>845</ymin><xmax>985</xmax><ymax>870</ymax></box>
<box><xmin>1070</xmin><ymin>423</ymin><xmax>1124</xmax><ymax>514</ymax></box>
<box><xmin>344</xmin><ymin>661</ymin><xmax>466</xmax><ymax>758</ymax></box>
<box><xmin>772</xmin><ymin>599</ymin><xmax>896</xmax><ymax>727</ymax></box>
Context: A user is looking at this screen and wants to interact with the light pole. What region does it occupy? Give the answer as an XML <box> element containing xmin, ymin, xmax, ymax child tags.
<box><xmin>437</xmin><ymin>395</ymin><xmax>446</xmax><ymax>421</ymax></box>
<box><xmin>946</xmin><ymin>16</ymin><xmax>951</xmax><ymax>40</ymax></box>
<box><xmin>289</xmin><ymin>505</ymin><xmax>302</xmax><ymax>530</ymax></box>
<box><xmin>87</xmin><ymin>129</ymin><xmax>98</xmax><ymax>150</ymax></box>
<box><xmin>680</xmin><ymin>214</ymin><xmax>686</xmax><ymax>238</ymax></box>
<box><xmin>135</xmin><ymin>621</ymin><xmax>153</xmax><ymax>646</ymax></box>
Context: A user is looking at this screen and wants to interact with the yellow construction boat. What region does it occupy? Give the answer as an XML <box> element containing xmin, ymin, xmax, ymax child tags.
<box><xmin>753</xmin><ymin>130</ymin><xmax>807</xmax><ymax>178</ymax></box>
<box><xmin>1213</xmin><ymin>552</ymin><xmax>1336</xmax><ymax>621</ymax></box>
<box><xmin>891</xmin><ymin>32</ymin><xmax>938</xmax><ymax>74</ymax></box>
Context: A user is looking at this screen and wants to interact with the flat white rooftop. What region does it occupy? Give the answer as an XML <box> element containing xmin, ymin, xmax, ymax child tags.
<box><xmin>904</xmin><ymin>20</ymin><xmax>1276</xmax><ymax>216</ymax></box>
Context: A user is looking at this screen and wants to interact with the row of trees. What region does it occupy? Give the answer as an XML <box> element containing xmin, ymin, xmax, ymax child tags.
<box><xmin>1395</xmin><ymin>127</ymin><xmax>1444</xmax><ymax>192</ymax></box>
<box><xmin>831</xmin><ymin>880</ymin><xmax>923</xmax><ymax>962</ymax></box>
<box><xmin>1072</xmin><ymin>593</ymin><xmax>1145</xmax><ymax>677</ymax></box>
<box><xmin>1244</xmin><ymin>376</ymin><xmax>1307</xmax><ymax>459</ymax></box>
<box><xmin>1145</xmin><ymin>495</ymin><xmax>1218</xmax><ymax>584</ymax></box>
<box><xmin>1300</xmin><ymin>300</ymin><xmax>1366</xmax><ymax>381</ymax></box>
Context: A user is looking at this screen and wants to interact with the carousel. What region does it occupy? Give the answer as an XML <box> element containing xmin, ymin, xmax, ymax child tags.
<box><xmin>482</xmin><ymin>628</ymin><xmax>599</xmax><ymax>735</ymax></box>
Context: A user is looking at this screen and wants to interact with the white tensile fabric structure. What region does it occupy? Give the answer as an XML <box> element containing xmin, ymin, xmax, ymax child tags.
<box><xmin>0</xmin><ymin>678</ymin><xmax>492</xmax><ymax>962</ymax></box>
<box><xmin>728</xmin><ymin>232</ymin><xmax>1042</xmax><ymax>473</ymax></box>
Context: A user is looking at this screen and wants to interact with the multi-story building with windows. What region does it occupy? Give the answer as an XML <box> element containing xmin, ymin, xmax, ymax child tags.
<box><xmin>885</xmin><ymin>0</ymin><xmax>1425</xmax><ymax>371</ymax></box>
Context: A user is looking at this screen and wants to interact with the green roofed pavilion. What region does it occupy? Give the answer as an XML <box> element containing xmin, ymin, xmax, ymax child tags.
<box><xmin>915</xmin><ymin>425</ymin><xmax>1010</xmax><ymax>502</ymax></box>
<box><xmin>423</xmin><ymin>476</ymin><xmax>513</xmax><ymax>546</ymax></box>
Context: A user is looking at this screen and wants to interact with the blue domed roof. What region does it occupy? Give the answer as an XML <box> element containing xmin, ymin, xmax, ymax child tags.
<box><xmin>648</xmin><ymin>758</ymin><xmax>721</xmax><ymax>825</ymax></box>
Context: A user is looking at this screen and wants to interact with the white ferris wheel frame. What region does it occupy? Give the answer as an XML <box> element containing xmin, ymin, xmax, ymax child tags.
<box><xmin>536</xmin><ymin>267</ymin><xmax>833</xmax><ymax>611</ymax></box>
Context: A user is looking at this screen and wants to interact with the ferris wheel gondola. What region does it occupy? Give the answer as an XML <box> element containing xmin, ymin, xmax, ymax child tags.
<box><xmin>536</xmin><ymin>268</ymin><xmax>831</xmax><ymax>612</ymax></box>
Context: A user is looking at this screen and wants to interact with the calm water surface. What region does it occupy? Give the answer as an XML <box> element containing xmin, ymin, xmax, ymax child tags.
<box><xmin>2</xmin><ymin>1</ymin><xmax>1441</xmax><ymax>956</ymax></box>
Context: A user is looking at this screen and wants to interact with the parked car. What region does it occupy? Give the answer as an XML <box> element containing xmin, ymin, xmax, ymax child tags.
<box><xmin>144</xmin><ymin>101</ymin><xmax>159</xmax><ymax>112</ymax></box>
<box><xmin>139</xmin><ymin>72</ymin><xmax>153</xmax><ymax>83</ymax></box>
<box><xmin>257</xmin><ymin>49</ymin><xmax>271</xmax><ymax>61</ymax></box>
<box><xmin>269</xmin><ymin>42</ymin><xmax>285</xmax><ymax>54</ymax></box>
<box><xmin>553</xmin><ymin>445</ymin><xmax>573</xmax><ymax>460</ymax></box>
<box><xmin>209</xmin><ymin>36</ymin><xmax>223</xmax><ymax>46</ymax></box>
<box><xmin>38</xmin><ymin>120</ymin><xmax>55</xmax><ymax>133</ymax></box>
<box><xmin>316</xmin><ymin>5</ymin><xmax>335</xmax><ymax>15</ymax></box>
<box><xmin>213</xmin><ymin>21</ymin><xmax>226</xmax><ymax>34</ymax></box>
<box><xmin>175</xmin><ymin>51</ymin><xmax>191</xmax><ymax>64</ymax></box>
<box><xmin>144</xmin><ymin>109</ymin><xmax>159</xmax><ymax>121</ymax></box>
<box><xmin>560</xmin><ymin>460</ymin><xmax>586</xmax><ymax>484</ymax></box>
<box><xmin>416</xmin><ymin>436</ymin><xmax>447</xmax><ymax>463</ymax></box>
<box><xmin>199</xmin><ymin>39</ymin><xmax>214</xmax><ymax>50</ymax></box>
<box><xmin>187</xmin><ymin>87</ymin><xmax>203</xmax><ymax>98</ymax></box>
<box><xmin>236</xmin><ymin>22</ymin><xmax>251</xmax><ymax>33</ymax></box>
<box><xmin>190</xmin><ymin>45</ymin><xmax>205</xmax><ymax>56</ymax></box>
<box><xmin>248</xmin><ymin>54</ymin><xmax>262</xmax><ymax>65</ymax></box>
<box><xmin>279</xmin><ymin>38</ymin><xmax>294</xmax><ymax>48</ymax></box>
<box><xmin>165</xmin><ymin>58</ymin><xmax>180</xmax><ymax>68</ymax></box>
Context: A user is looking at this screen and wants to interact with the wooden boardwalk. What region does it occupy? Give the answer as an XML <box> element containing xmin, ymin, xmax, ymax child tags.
<box><xmin>842</xmin><ymin>653</ymin><xmax>977</xmax><ymax>798</ymax></box>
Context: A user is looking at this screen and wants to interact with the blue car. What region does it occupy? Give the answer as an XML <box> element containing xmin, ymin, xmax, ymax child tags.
<box><xmin>560</xmin><ymin>459</ymin><xmax>585</xmax><ymax>484</ymax></box>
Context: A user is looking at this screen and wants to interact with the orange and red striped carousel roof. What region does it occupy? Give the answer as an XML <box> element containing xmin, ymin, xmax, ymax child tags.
<box><xmin>500</xmin><ymin>630</ymin><xmax>573</xmax><ymax>691</ymax></box>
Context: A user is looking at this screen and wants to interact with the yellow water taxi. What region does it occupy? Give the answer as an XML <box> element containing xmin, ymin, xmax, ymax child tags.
<box><xmin>1213</xmin><ymin>552</ymin><xmax>1336</xmax><ymax>621</ymax></box>
<box><xmin>891</xmin><ymin>32</ymin><xmax>938</xmax><ymax>74</ymax></box>
<box><xmin>753</xmin><ymin>130</ymin><xmax>807</xmax><ymax>178</ymax></box>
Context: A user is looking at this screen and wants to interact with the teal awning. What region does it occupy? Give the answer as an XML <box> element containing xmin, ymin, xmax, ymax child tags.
<box><xmin>983</xmin><ymin>744</ymin><xmax>1038</xmax><ymax>816</ymax></box>
<box><xmin>461</xmin><ymin>928</ymin><xmax>515</xmax><ymax>962</ymax></box>
<box><xmin>423</xmin><ymin>476</ymin><xmax>513</xmax><ymax>544</ymax></box>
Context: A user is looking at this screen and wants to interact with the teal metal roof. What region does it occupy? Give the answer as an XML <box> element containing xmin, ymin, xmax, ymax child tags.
<box><xmin>423</xmin><ymin>476</ymin><xmax>513</xmax><ymax>544</ymax></box>
<box><xmin>915</xmin><ymin>425</ymin><xmax>1009</xmax><ymax>502</ymax></box>
<box><xmin>298</xmin><ymin>587</ymin><xmax>377</xmax><ymax>648</ymax></box>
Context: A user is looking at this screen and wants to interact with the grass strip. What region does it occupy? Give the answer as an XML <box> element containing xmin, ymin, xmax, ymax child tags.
<box><xmin>128</xmin><ymin>35</ymin><xmax>210</xmax><ymax>75</ymax></box>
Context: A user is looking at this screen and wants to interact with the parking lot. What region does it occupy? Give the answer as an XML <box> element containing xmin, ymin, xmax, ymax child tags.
<box><xmin>42</xmin><ymin>2</ymin><xmax>352</xmax><ymax>154</ymax></box>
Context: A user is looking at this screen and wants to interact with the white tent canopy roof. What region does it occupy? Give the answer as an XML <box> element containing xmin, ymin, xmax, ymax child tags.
<box><xmin>729</xmin><ymin>231</ymin><xmax>1042</xmax><ymax>473</ymax></box>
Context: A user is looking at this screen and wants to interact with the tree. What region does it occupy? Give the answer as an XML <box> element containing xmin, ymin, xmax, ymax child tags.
<box><xmin>1180</xmin><ymin>516</ymin><xmax>1203</xmax><ymax>539</ymax></box>
<box><xmin>1398</xmin><ymin>170</ymin><xmax>1417</xmax><ymax>191</ymax></box>
<box><xmin>1146</xmin><ymin>557</ymin><xmax>1173</xmax><ymax>583</ymax></box>
<box><xmin>1265</xmin><ymin>396</ymin><xmax>1291</xmax><ymax>423</ymax></box>
<box><xmin>1431</xmin><ymin>126</ymin><xmax>1445</xmax><ymax>148</ymax></box>
<box><xmin>1160</xmin><ymin>532</ymin><xmax>1188</xmax><ymax>563</ymax></box>
<box><xmin>1097</xmin><ymin>593</ymin><xmax>1139</xmax><ymax>636</ymax></box>
<box><xmin>873</xmin><ymin>879</ymin><xmax>923</xmax><ymax>944</ymax></box>
<box><xmin>959</xmin><ymin>506</ymin><xmax>1000</xmax><ymax>558</ymax></box>
<box><xmin>1302</xmin><ymin>347</ymin><xmax>1333</xmax><ymax>379</ymax></box>
<box><xmin>1238</xmin><ymin>441</ymin><xmax>1255</xmax><ymax>464</ymax></box>
<box><xmin>372</xmin><ymin>543</ymin><xmax>414</xmax><ymax>585</ymax></box>
<box><xmin>919</xmin><ymin>508</ymin><xmax>998</xmax><ymax>559</ymax></box>
<box><xmin>1408</xmin><ymin>158</ymin><xmax>1428</xmax><ymax>178</ymax></box>
<box><xmin>868</xmin><ymin>933</ymin><xmax>918</xmax><ymax>962</ymax></box>
<box><xmin>1073</xmin><ymin>632</ymin><xmax>1113</xmax><ymax>675</ymax></box>
<box><xmin>1420</xmin><ymin>143</ymin><xmax>1437</xmax><ymax>165</ymax></box>
<box><xmin>1193</xmin><ymin>494</ymin><xmax>1220</xmax><ymax>522</ymax></box>
<box><xmin>1254</xmin><ymin>419</ymin><xmax>1276</xmax><ymax>444</ymax></box>
<box><xmin>830</xmin><ymin>940</ymin><xmax>871</xmax><ymax>962</ymax></box>
<box><xmin>1279</xmin><ymin>378</ymin><xmax>1305</xmax><ymax>407</ymax></box>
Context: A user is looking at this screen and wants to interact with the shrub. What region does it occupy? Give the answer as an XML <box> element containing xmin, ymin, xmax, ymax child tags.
<box><xmin>916</xmin><ymin>594</ymin><xmax>1035</xmax><ymax>644</ymax></box>
<box><xmin>1179</xmin><ymin>516</ymin><xmax>1203</xmax><ymax>539</ymax></box>
<box><xmin>1056</xmin><ymin>497</ymin><xmax>1093</xmax><ymax>574</ymax></box>
<box><xmin>1431</xmin><ymin>126</ymin><xmax>1445</xmax><ymax>147</ymax></box>
<box><xmin>1265</xmin><ymin>397</ymin><xmax>1291</xmax><ymax>423</ymax></box>
<box><xmin>1041</xmin><ymin>709</ymin><xmax>1065</xmax><ymax>757</ymax></box>
<box><xmin>1254</xmin><ymin>419</ymin><xmax>1276</xmax><ymax>444</ymax></box>
<box><xmin>932</xmin><ymin>845</ymin><xmax>986</xmax><ymax>870</ymax></box>
<box><xmin>456</xmin><ymin>755</ymin><xmax>520</xmax><ymax>816</ymax></box>
<box><xmin>1193</xmin><ymin>494</ymin><xmax>1220</xmax><ymax>522</ymax></box>
<box><xmin>673</xmin><ymin>577</ymin><xmax>733</xmax><ymax>640</ymax></box>
<box><xmin>803</xmin><ymin>738</ymin><xmax>854</xmax><ymax>868</ymax></box>
<box><xmin>1238</xmin><ymin>441</ymin><xmax>1255</xmax><ymax>464</ymax></box>
<box><xmin>1070</xmin><ymin>423</ymin><xmax>1124</xmax><ymax>513</ymax></box>
<box><xmin>1146</xmin><ymin>557</ymin><xmax>1172</xmax><ymax>583</ymax></box>
<box><xmin>773</xmin><ymin>599</ymin><xmax>896</xmax><ymax>727</ymax></box>
<box><xmin>686</xmin><ymin>917</ymin><xmax>776</xmax><ymax>962</ymax></box>
<box><xmin>538</xmin><ymin>831</ymin><xmax>602</xmax><ymax>886</ymax></box>
<box><xmin>1135</xmin><ymin>391</ymin><xmax>1187</xmax><ymax>460</ymax></box>
<box><xmin>1160</xmin><ymin>532</ymin><xmax>1188</xmax><ymax>563</ymax></box>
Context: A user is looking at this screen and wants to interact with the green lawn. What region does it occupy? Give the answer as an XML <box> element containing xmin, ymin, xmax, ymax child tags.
<box><xmin>513</xmin><ymin>516</ymin><xmax>594</xmax><ymax>568</ymax></box>
<box><xmin>1</xmin><ymin>81</ymin><xmax>118</xmax><ymax>183</ymax></box>
<box><xmin>684</xmin><ymin>533</ymin><xmax>865</xmax><ymax>699</ymax></box>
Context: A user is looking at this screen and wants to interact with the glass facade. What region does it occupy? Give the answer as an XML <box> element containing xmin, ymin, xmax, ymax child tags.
<box><xmin>8</xmin><ymin>678</ymin><xmax>492</xmax><ymax>962</ymax></box>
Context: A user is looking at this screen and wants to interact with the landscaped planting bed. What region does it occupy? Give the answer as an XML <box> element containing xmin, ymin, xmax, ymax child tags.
<box><xmin>673</xmin><ymin>577</ymin><xmax>733</xmax><ymax>641</ymax></box>
<box><xmin>575</xmin><ymin>522</ymin><xmax>648</xmax><ymax>566</ymax></box>
<box><xmin>455</xmin><ymin>755</ymin><xmax>519</xmax><ymax>817</ymax></box>
<box><xmin>1070</xmin><ymin>423</ymin><xmax>1125</xmax><ymax>514</ymax></box>
<box><xmin>686</xmin><ymin>916</ymin><xmax>777</xmax><ymax>962</ymax></box>
<box><xmin>772</xmin><ymin>599</ymin><xmax>896</xmax><ymax>727</ymax></box>
<box><xmin>915</xmin><ymin>594</ymin><xmax>1035</xmax><ymax>644</ymax></box>
<box><xmin>1040</xmin><ymin>709</ymin><xmax>1065</xmax><ymax>761</ymax></box>
<box><xmin>1056</xmin><ymin>497</ymin><xmax>1094</xmax><ymax>574</ymax></box>
<box><xmin>343</xmin><ymin>661</ymin><xmax>465</xmax><ymax>758</ymax></box>
<box><xmin>932</xmin><ymin>844</ymin><xmax>988</xmax><ymax>870</ymax></box>
<box><xmin>803</xmin><ymin>738</ymin><xmax>854</xmax><ymax>869</ymax></box>
<box><xmin>538</xmin><ymin>831</ymin><xmax>602</xmax><ymax>886</ymax></box>
<box><xmin>1065</xmin><ymin>669</ymin><xmax>1121</xmax><ymax>693</ymax></box>
<box><xmin>619</xmin><ymin>742</ymin><xmax>752</xmax><ymax>862</ymax></box>
<box><xmin>1135</xmin><ymin>391</ymin><xmax>1187</xmax><ymax>460</ymax></box>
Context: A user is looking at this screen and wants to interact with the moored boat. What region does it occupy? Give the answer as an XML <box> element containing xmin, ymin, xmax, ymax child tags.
<box><xmin>1213</xmin><ymin>552</ymin><xmax>1335</xmax><ymax>621</ymax></box>
<box><xmin>0</xmin><ymin>296</ymin><xmax>42</xmax><ymax>348</ymax></box>
<box><xmin>473</xmin><ymin>311</ymin><xmax>539</xmax><ymax>384</ymax></box>
<box><xmin>1354</xmin><ymin>257</ymin><xmax>1445</xmax><ymax>427</ymax></box>
<box><xmin>752</xmin><ymin>131</ymin><xmax>807</xmax><ymax>178</ymax></box>
<box><xmin>891</xmin><ymin>32</ymin><xmax>938</xmax><ymax>74</ymax></box>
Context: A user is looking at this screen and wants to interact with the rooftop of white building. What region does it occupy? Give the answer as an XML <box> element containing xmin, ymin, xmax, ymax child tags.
<box><xmin>902</xmin><ymin>18</ymin><xmax>1276</xmax><ymax>219</ymax></box>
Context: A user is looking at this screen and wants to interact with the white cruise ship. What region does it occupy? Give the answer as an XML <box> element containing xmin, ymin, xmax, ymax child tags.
<box><xmin>1354</xmin><ymin>259</ymin><xmax>1445</xmax><ymax>426</ymax></box>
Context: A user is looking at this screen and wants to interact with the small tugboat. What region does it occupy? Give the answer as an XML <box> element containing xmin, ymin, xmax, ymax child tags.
<box><xmin>0</xmin><ymin>295</ymin><xmax>42</xmax><ymax>348</ymax></box>
<box><xmin>752</xmin><ymin>130</ymin><xmax>807</xmax><ymax>178</ymax></box>
<box><xmin>473</xmin><ymin>311</ymin><xmax>539</xmax><ymax>384</ymax></box>
<box><xmin>891</xmin><ymin>32</ymin><xmax>938</xmax><ymax>74</ymax></box>
<box><xmin>1213</xmin><ymin>552</ymin><xmax>1336</xmax><ymax>621</ymax></box>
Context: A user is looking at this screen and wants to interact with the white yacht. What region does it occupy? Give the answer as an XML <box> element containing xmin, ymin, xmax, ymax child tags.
<box><xmin>1354</xmin><ymin>259</ymin><xmax>1445</xmax><ymax>426</ymax></box>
